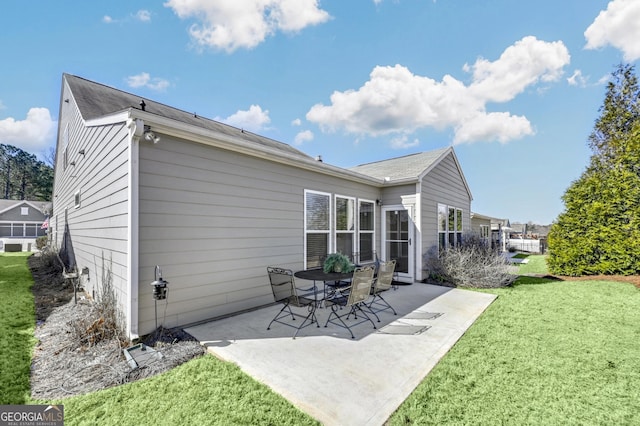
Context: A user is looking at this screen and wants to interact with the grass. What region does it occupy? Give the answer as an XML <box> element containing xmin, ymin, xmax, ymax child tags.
<box><xmin>0</xmin><ymin>252</ymin><xmax>37</xmax><ymax>404</ymax></box>
<box><xmin>47</xmin><ymin>356</ymin><xmax>318</xmax><ymax>426</ymax></box>
<box><xmin>389</xmin><ymin>276</ymin><xmax>640</xmax><ymax>425</ymax></box>
<box><xmin>4</xmin><ymin>253</ymin><xmax>640</xmax><ymax>424</ymax></box>
<box><xmin>517</xmin><ymin>254</ymin><xmax>549</xmax><ymax>275</ymax></box>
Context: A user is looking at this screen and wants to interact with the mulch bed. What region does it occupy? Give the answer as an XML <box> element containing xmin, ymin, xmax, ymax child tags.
<box><xmin>28</xmin><ymin>253</ymin><xmax>205</xmax><ymax>400</ymax></box>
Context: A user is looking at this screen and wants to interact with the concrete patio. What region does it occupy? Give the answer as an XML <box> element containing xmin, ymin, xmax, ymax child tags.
<box><xmin>186</xmin><ymin>282</ymin><xmax>497</xmax><ymax>426</ymax></box>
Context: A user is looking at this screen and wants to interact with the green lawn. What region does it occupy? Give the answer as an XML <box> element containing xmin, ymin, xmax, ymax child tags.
<box><xmin>517</xmin><ymin>253</ymin><xmax>549</xmax><ymax>275</ymax></box>
<box><xmin>4</xmin><ymin>253</ymin><xmax>640</xmax><ymax>425</ymax></box>
<box><xmin>0</xmin><ymin>253</ymin><xmax>36</xmax><ymax>404</ymax></box>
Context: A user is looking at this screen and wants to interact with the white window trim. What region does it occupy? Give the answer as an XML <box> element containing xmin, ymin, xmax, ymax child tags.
<box><xmin>334</xmin><ymin>194</ymin><xmax>356</xmax><ymax>256</ymax></box>
<box><xmin>357</xmin><ymin>198</ymin><xmax>376</xmax><ymax>263</ymax></box>
<box><xmin>21</xmin><ymin>207</ymin><xmax>29</xmax><ymax>216</ymax></box>
<box><xmin>304</xmin><ymin>189</ymin><xmax>332</xmax><ymax>270</ymax></box>
<box><xmin>438</xmin><ymin>203</ymin><xmax>464</xmax><ymax>248</ymax></box>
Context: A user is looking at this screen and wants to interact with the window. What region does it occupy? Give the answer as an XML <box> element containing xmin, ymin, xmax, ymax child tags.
<box><xmin>480</xmin><ymin>225</ymin><xmax>490</xmax><ymax>240</ymax></box>
<box><xmin>335</xmin><ymin>196</ymin><xmax>355</xmax><ymax>261</ymax></box>
<box><xmin>305</xmin><ymin>190</ymin><xmax>378</xmax><ymax>268</ymax></box>
<box><xmin>305</xmin><ymin>190</ymin><xmax>331</xmax><ymax>269</ymax></box>
<box><xmin>74</xmin><ymin>190</ymin><xmax>81</xmax><ymax>209</ymax></box>
<box><xmin>21</xmin><ymin>207</ymin><xmax>29</xmax><ymax>216</ymax></box>
<box><xmin>358</xmin><ymin>200</ymin><xmax>375</xmax><ymax>263</ymax></box>
<box><xmin>438</xmin><ymin>203</ymin><xmax>463</xmax><ymax>250</ymax></box>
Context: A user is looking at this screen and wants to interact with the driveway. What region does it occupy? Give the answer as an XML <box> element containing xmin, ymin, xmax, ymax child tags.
<box><xmin>186</xmin><ymin>283</ymin><xmax>496</xmax><ymax>426</ymax></box>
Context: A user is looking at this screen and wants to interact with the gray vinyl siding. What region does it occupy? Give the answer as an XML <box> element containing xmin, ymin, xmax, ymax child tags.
<box><xmin>420</xmin><ymin>152</ymin><xmax>471</xmax><ymax>256</ymax></box>
<box><xmin>380</xmin><ymin>184</ymin><xmax>416</xmax><ymax>208</ymax></box>
<box><xmin>137</xmin><ymin>136</ymin><xmax>379</xmax><ymax>334</ymax></box>
<box><xmin>471</xmin><ymin>216</ymin><xmax>491</xmax><ymax>235</ymax></box>
<box><xmin>51</xmin><ymin>81</ymin><xmax>130</xmax><ymax>316</ymax></box>
<box><xmin>0</xmin><ymin>204</ymin><xmax>46</xmax><ymax>222</ymax></box>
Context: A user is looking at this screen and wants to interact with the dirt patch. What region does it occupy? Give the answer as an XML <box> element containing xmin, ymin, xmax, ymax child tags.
<box><xmin>28</xmin><ymin>253</ymin><xmax>205</xmax><ymax>400</ymax></box>
<box><xmin>554</xmin><ymin>274</ymin><xmax>640</xmax><ymax>288</ymax></box>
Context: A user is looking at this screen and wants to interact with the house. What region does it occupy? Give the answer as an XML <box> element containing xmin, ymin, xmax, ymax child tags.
<box><xmin>470</xmin><ymin>212</ymin><xmax>510</xmax><ymax>251</ymax></box>
<box><xmin>52</xmin><ymin>73</ymin><xmax>473</xmax><ymax>339</ymax></box>
<box><xmin>0</xmin><ymin>199</ymin><xmax>50</xmax><ymax>252</ymax></box>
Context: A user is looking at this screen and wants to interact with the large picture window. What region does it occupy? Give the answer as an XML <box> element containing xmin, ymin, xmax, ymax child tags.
<box><xmin>305</xmin><ymin>190</ymin><xmax>331</xmax><ymax>268</ymax></box>
<box><xmin>438</xmin><ymin>203</ymin><xmax>463</xmax><ymax>250</ymax></box>
<box><xmin>304</xmin><ymin>190</ymin><xmax>377</xmax><ymax>268</ymax></box>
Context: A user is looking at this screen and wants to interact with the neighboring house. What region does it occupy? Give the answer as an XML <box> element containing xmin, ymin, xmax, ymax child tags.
<box><xmin>0</xmin><ymin>200</ymin><xmax>50</xmax><ymax>252</ymax></box>
<box><xmin>470</xmin><ymin>213</ymin><xmax>510</xmax><ymax>251</ymax></box>
<box><xmin>52</xmin><ymin>73</ymin><xmax>473</xmax><ymax>338</ymax></box>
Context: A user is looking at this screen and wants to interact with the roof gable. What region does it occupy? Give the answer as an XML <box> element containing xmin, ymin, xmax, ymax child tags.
<box><xmin>350</xmin><ymin>147</ymin><xmax>472</xmax><ymax>199</ymax></box>
<box><xmin>348</xmin><ymin>148</ymin><xmax>450</xmax><ymax>182</ymax></box>
<box><xmin>0</xmin><ymin>200</ymin><xmax>50</xmax><ymax>216</ymax></box>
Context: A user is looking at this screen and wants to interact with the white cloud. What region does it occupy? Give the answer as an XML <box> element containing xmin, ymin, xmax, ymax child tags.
<box><xmin>585</xmin><ymin>0</ymin><xmax>640</xmax><ymax>61</ymax></box>
<box><xmin>567</xmin><ymin>70</ymin><xmax>588</xmax><ymax>87</ymax></box>
<box><xmin>291</xmin><ymin>118</ymin><xmax>302</xmax><ymax>126</ymax></box>
<box><xmin>306</xmin><ymin>36</ymin><xmax>569</xmax><ymax>145</ymax></box>
<box><xmin>216</xmin><ymin>105</ymin><xmax>271</xmax><ymax>132</ymax></box>
<box><xmin>126</xmin><ymin>73</ymin><xmax>170</xmax><ymax>91</ymax></box>
<box><xmin>294</xmin><ymin>130</ymin><xmax>313</xmax><ymax>145</ymax></box>
<box><xmin>0</xmin><ymin>108</ymin><xmax>56</xmax><ymax>153</ymax></box>
<box><xmin>467</xmin><ymin>36</ymin><xmax>570</xmax><ymax>102</ymax></box>
<box><xmin>136</xmin><ymin>10</ymin><xmax>152</xmax><ymax>22</ymax></box>
<box><xmin>164</xmin><ymin>0</ymin><xmax>331</xmax><ymax>52</ymax></box>
<box><xmin>390</xmin><ymin>134</ymin><xmax>419</xmax><ymax>149</ymax></box>
<box><xmin>597</xmin><ymin>73</ymin><xmax>611</xmax><ymax>85</ymax></box>
<box><xmin>103</xmin><ymin>15</ymin><xmax>114</xmax><ymax>23</ymax></box>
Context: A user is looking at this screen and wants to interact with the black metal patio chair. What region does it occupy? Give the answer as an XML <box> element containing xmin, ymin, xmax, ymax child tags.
<box><xmin>324</xmin><ymin>265</ymin><xmax>377</xmax><ymax>339</ymax></box>
<box><xmin>267</xmin><ymin>267</ymin><xmax>319</xmax><ymax>339</ymax></box>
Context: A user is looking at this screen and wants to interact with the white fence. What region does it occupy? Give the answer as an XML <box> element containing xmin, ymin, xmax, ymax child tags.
<box><xmin>508</xmin><ymin>238</ymin><xmax>545</xmax><ymax>254</ymax></box>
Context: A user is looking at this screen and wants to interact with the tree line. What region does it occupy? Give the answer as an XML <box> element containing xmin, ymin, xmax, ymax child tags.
<box><xmin>0</xmin><ymin>144</ymin><xmax>53</xmax><ymax>201</ymax></box>
<box><xmin>548</xmin><ymin>64</ymin><xmax>640</xmax><ymax>276</ymax></box>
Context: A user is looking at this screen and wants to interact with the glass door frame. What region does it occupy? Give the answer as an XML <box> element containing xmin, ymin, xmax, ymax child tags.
<box><xmin>381</xmin><ymin>204</ymin><xmax>414</xmax><ymax>283</ymax></box>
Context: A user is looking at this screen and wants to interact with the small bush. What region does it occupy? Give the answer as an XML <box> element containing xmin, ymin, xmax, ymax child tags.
<box><xmin>35</xmin><ymin>235</ymin><xmax>48</xmax><ymax>250</ymax></box>
<box><xmin>424</xmin><ymin>234</ymin><xmax>516</xmax><ymax>288</ymax></box>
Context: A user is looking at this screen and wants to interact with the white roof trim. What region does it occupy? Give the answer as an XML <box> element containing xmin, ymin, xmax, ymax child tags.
<box><xmin>129</xmin><ymin>110</ymin><xmax>384</xmax><ymax>187</ymax></box>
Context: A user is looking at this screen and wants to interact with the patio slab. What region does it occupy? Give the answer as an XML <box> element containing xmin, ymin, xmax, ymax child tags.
<box><xmin>186</xmin><ymin>283</ymin><xmax>496</xmax><ymax>426</ymax></box>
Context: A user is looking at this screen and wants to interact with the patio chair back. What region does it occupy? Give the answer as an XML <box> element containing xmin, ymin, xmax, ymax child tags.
<box><xmin>346</xmin><ymin>265</ymin><xmax>375</xmax><ymax>306</ymax></box>
<box><xmin>374</xmin><ymin>260</ymin><xmax>396</xmax><ymax>293</ymax></box>
<box><xmin>267</xmin><ymin>266</ymin><xmax>298</xmax><ymax>304</ymax></box>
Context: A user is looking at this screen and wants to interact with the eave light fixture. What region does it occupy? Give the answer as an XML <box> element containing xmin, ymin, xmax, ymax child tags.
<box><xmin>143</xmin><ymin>125</ymin><xmax>160</xmax><ymax>144</ymax></box>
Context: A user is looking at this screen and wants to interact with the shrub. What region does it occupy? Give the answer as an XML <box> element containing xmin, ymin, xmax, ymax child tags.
<box><xmin>424</xmin><ymin>234</ymin><xmax>516</xmax><ymax>288</ymax></box>
<box><xmin>70</xmin><ymin>261</ymin><xmax>127</xmax><ymax>347</ymax></box>
<box><xmin>35</xmin><ymin>235</ymin><xmax>48</xmax><ymax>250</ymax></box>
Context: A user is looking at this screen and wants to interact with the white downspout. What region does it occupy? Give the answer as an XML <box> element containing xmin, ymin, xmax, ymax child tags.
<box><xmin>126</xmin><ymin>118</ymin><xmax>142</xmax><ymax>340</ymax></box>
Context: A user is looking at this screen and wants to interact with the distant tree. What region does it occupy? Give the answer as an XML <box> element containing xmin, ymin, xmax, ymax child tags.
<box><xmin>548</xmin><ymin>64</ymin><xmax>640</xmax><ymax>275</ymax></box>
<box><xmin>0</xmin><ymin>144</ymin><xmax>53</xmax><ymax>201</ymax></box>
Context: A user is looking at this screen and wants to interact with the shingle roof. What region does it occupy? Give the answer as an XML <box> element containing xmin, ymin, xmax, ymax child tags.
<box><xmin>64</xmin><ymin>74</ymin><xmax>313</xmax><ymax>161</ymax></box>
<box><xmin>349</xmin><ymin>147</ymin><xmax>450</xmax><ymax>181</ymax></box>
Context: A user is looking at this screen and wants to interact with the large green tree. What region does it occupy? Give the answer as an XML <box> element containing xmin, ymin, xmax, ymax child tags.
<box><xmin>0</xmin><ymin>144</ymin><xmax>53</xmax><ymax>201</ymax></box>
<box><xmin>548</xmin><ymin>64</ymin><xmax>640</xmax><ymax>275</ymax></box>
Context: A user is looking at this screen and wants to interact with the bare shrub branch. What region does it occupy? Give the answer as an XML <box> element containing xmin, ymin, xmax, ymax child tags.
<box><xmin>424</xmin><ymin>233</ymin><xmax>516</xmax><ymax>288</ymax></box>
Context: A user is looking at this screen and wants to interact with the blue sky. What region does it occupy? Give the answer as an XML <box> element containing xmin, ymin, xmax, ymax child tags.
<box><xmin>1</xmin><ymin>0</ymin><xmax>639</xmax><ymax>224</ymax></box>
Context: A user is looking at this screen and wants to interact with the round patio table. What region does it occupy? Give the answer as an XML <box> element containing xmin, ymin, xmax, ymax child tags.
<box><xmin>294</xmin><ymin>269</ymin><xmax>353</xmax><ymax>305</ymax></box>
